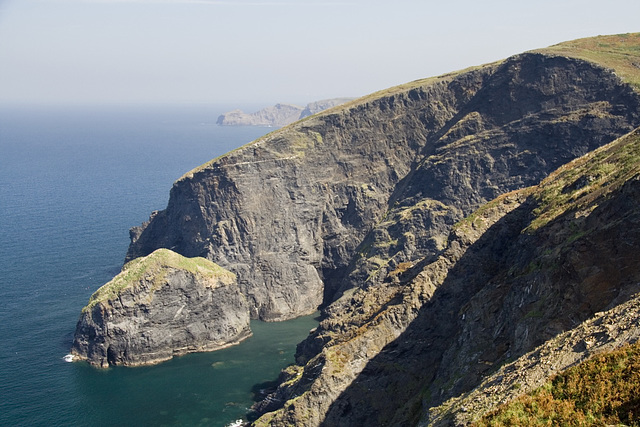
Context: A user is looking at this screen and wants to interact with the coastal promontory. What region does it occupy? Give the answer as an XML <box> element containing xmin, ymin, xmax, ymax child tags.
<box><xmin>125</xmin><ymin>33</ymin><xmax>640</xmax><ymax>424</ymax></box>
<box><xmin>216</xmin><ymin>98</ymin><xmax>354</xmax><ymax>127</ymax></box>
<box><xmin>71</xmin><ymin>248</ymin><xmax>250</xmax><ymax>368</ymax></box>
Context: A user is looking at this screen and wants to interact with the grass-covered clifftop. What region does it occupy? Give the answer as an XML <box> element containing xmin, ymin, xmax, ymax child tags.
<box><xmin>73</xmin><ymin>248</ymin><xmax>248</xmax><ymax>367</ymax></box>
<box><xmin>83</xmin><ymin>248</ymin><xmax>235</xmax><ymax>312</ymax></box>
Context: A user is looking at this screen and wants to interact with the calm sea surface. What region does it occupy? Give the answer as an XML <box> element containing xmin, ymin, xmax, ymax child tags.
<box><xmin>0</xmin><ymin>104</ymin><xmax>318</xmax><ymax>426</ymax></box>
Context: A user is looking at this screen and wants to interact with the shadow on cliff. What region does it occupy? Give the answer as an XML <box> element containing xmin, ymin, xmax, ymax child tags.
<box><xmin>318</xmin><ymin>199</ymin><xmax>534</xmax><ymax>426</ymax></box>
<box><xmin>319</xmin><ymin>175</ymin><xmax>640</xmax><ymax>426</ymax></box>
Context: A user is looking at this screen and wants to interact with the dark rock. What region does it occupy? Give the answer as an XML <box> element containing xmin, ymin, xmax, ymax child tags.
<box><xmin>119</xmin><ymin>34</ymin><xmax>640</xmax><ymax>424</ymax></box>
<box><xmin>128</xmin><ymin>52</ymin><xmax>640</xmax><ymax>325</ymax></box>
<box><xmin>71</xmin><ymin>248</ymin><xmax>250</xmax><ymax>367</ymax></box>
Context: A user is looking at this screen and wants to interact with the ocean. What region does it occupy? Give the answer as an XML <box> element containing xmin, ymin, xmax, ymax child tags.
<box><xmin>0</xmin><ymin>104</ymin><xmax>318</xmax><ymax>426</ymax></box>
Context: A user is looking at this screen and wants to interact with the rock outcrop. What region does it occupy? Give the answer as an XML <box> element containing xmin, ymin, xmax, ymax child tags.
<box><xmin>216</xmin><ymin>98</ymin><xmax>354</xmax><ymax>127</ymax></box>
<box><xmin>128</xmin><ymin>36</ymin><xmax>640</xmax><ymax>324</ymax></box>
<box><xmin>120</xmin><ymin>33</ymin><xmax>640</xmax><ymax>423</ymax></box>
<box><xmin>272</xmin><ymin>127</ymin><xmax>640</xmax><ymax>426</ymax></box>
<box><xmin>71</xmin><ymin>248</ymin><xmax>250</xmax><ymax>368</ymax></box>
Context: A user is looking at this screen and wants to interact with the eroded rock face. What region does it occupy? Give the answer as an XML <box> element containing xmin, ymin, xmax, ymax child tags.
<box><xmin>71</xmin><ymin>249</ymin><xmax>251</xmax><ymax>368</ymax></box>
<box><xmin>261</xmin><ymin>129</ymin><xmax>640</xmax><ymax>426</ymax></box>
<box><xmin>127</xmin><ymin>53</ymin><xmax>640</xmax><ymax>324</ymax></box>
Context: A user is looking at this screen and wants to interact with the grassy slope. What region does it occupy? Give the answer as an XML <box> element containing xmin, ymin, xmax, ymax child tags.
<box><xmin>83</xmin><ymin>248</ymin><xmax>235</xmax><ymax>312</ymax></box>
<box><xmin>526</xmin><ymin>126</ymin><xmax>640</xmax><ymax>232</ymax></box>
<box><xmin>455</xmin><ymin>123</ymin><xmax>640</xmax><ymax>426</ymax></box>
<box><xmin>475</xmin><ymin>341</ymin><xmax>640</xmax><ymax>426</ymax></box>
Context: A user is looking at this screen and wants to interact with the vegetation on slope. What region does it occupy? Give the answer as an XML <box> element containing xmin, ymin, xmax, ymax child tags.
<box><xmin>475</xmin><ymin>341</ymin><xmax>640</xmax><ymax>426</ymax></box>
<box><xmin>526</xmin><ymin>126</ymin><xmax>640</xmax><ymax>232</ymax></box>
<box><xmin>83</xmin><ymin>248</ymin><xmax>235</xmax><ymax>312</ymax></box>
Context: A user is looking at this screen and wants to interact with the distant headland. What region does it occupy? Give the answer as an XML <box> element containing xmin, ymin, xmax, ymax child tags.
<box><xmin>216</xmin><ymin>98</ymin><xmax>354</xmax><ymax>127</ymax></box>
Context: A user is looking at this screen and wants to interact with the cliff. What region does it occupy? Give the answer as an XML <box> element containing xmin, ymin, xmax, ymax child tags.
<box><xmin>278</xmin><ymin>127</ymin><xmax>640</xmax><ymax>426</ymax></box>
<box><xmin>426</xmin><ymin>127</ymin><xmax>640</xmax><ymax>425</ymax></box>
<box><xmin>71</xmin><ymin>248</ymin><xmax>250</xmax><ymax>368</ymax></box>
<box><xmin>216</xmin><ymin>98</ymin><xmax>354</xmax><ymax>127</ymax></box>
<box><xmin>122</xmin><ymin>33</ymin><xmax>640</xmax><ymax>423</ymax></box>
<box><xmin>128</xmin><ymin>34</ymin><xmax>640</xmax><ymax>322</ymax></box>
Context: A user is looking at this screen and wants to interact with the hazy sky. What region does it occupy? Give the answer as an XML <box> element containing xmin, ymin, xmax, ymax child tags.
<box><xmin>1</xmin><ymin>0</ymin><xmax>639</xmax><ymax>106</ymax></box>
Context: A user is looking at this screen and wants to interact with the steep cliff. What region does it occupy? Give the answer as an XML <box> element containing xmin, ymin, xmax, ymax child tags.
<box><xmin>426</xmin><ymin>127</ymin><xmax>640</xmax><ymax>425</ymax></box>
<box><xmin>128</xmin><ymin>34</ymin><xmax>640</xmax><ymax>323</ymax></box>
<box><xmin>273</xmin><ymin>127</ymin><xmax>640</xmax><ymax>426</ymax></box>
<box><xmin>123</xmin><ymin>33</ymin><xmax>640</xmax><ymax>423</ymax></box>
<box><xmin>71</xmin><ymin>248</ymin><xmax>250</xmax><ymax>367</ymax></box>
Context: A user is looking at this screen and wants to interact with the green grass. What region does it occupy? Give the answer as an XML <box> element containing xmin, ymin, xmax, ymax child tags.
<box><xmin>82</xmin><ymin>248</ymin><xmax>235</xmax><ymax>312</ymax></box>
<box><xmin>525</xmin><ymin>127</ymin><xmax>640</xmax><ymax>232</ymax></box>
<box><xmin>475</xmin><ymin>341</ymin><xmax>640</xmax><ymax>426</ymax></box>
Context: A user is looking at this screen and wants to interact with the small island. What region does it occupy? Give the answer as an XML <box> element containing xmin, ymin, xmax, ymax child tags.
<box><xmin>71</xmin><ymin>248</ymin><xmax>251</xmax><ymax>368</ymax></box>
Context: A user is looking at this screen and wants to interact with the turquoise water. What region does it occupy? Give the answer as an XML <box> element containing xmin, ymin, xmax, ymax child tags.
<box><xmin>0</xmin><ymin>105</ymin><xmax>316</xmax><ymax>426</ymax></box>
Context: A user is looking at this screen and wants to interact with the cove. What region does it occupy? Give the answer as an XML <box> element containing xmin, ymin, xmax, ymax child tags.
<box><xmin>70</xmin><ymin>313</ymin><xmax>319</xmax><ymax>427</ymax></box>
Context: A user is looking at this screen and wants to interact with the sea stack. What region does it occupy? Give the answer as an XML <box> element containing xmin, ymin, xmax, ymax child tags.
<box><xmin>71</xmin><ymin>248</ymin><xmax>251</xmax><ymax>368</ymax></box>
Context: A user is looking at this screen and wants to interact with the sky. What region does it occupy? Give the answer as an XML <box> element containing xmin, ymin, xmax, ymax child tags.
<box><xmin>0</xmin><ymin>0</ymin><xmax>639</xmax><ymax>106</ymax></box>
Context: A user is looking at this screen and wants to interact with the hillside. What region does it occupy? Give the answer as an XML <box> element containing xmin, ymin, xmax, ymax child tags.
<box><xmin>120</xmin><ymin>33</ymin><xmax>640</xmax><ymax>424</ymax></box>
<box><xmin>475</xmin><ymin>340</ymin><xmax>640</xmax><ymax>426</ymax></box>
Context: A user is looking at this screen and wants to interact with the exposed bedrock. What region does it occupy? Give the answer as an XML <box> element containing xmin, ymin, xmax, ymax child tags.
<box><xmin>253</xmin><ymin>129</ymin><xmax>640</xmax><ymax>426</ymax></box>
<box><xmin>127</xmin><ymin>52</ymin><xmax>640</xmax><ymax>323</ymax></box>
<box><xmin>71</xmin><ymin>249</ymin><xmax>250</xmax><ymax>368</ymax></box>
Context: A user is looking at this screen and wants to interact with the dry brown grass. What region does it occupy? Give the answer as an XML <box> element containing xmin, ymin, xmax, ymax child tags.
<box><xmin>475</xmin><ymin>341</ymin><xmax>640</xmax><ymax>426</ymax></box>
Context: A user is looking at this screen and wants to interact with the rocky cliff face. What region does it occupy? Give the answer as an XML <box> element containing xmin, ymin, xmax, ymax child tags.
<box><xmin>271</xmin><ymin>128</ymin><xmax>640</xmax><ymax>426</ymax></box>
<box><xmin>124</xmin><ymin>34</ymin><xmax>640</xmax><ymax>423</ymax></box>
<box><xmin>128</xmin><ymin>48</ymin><xmax>640</xmax><ymax>323</ymax></box>
<box><xmin>71</xmin><ymin>248</ymin><xmax>250</xmax><ymax>367</ymax></box>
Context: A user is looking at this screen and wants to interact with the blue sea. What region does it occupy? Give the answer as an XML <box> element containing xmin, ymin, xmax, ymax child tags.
<box><xmin>0</xmin><ymin>104</ymin><xmax>318</xmax><ymax>426</ymax></box>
